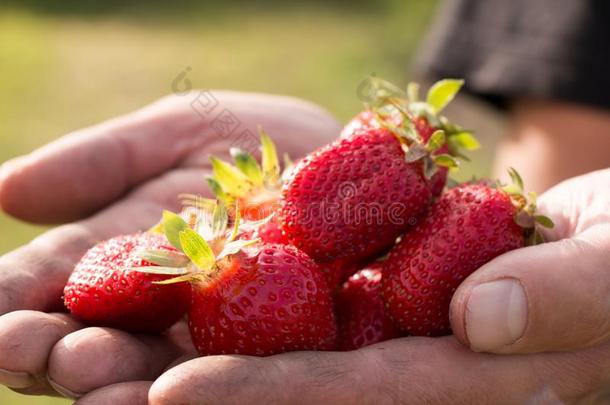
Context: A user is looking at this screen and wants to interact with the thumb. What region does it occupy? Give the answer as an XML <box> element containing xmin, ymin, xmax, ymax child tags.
<box><xmin>450</xmin><ymin>226</ymin><xmax>610</xmax><ymax>354</ymax></box>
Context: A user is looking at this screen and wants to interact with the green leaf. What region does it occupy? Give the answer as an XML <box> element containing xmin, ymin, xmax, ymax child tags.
<box><xmin>238</xmin><ymin>212</ymin><xmax>274</xmax><ymax>232</ymax></box>
<box><xmin>210</xmin><ymin>157</ymin><xmax>252</xmax><ymax>197</ymax></box>
<box><xmin>502</xmin><ymin>184</ymin><xmax>523</xmax><ymax>196</ymax></box>
<box><xmin>371</xmin><ymin>77</ymin><xmax>407</xmax><ymax>101</ymax></box>
<box><xmin>404</xmin><ymin>145</ymin><xmax>428</xmax><ymax>163</ymax></box>
<box><xmin>148</xmin><ymin>220</ymin><xmax>165</xmax><ymax>235</ymax></box>
<box><xmin>259</xmin><ymin>128</ymin><xmax>280</xmax><ymax>185</ymax></box>
<box><xmin>426</xmin><ymin>79</ymin><xmax>464</xmax><ymax>113</ymax></box>
<box><xmin>212</xmin><ymin>202</ymin><xmax>229</xmax><ymax>238</ymax></box>
<box><xmin>129</xmin><ymin>266</ymin><xmax>189</xmax><ymax>275</ymax></box>
<box><xmin>507</xmin><ymin>167</ymin><xmax>524</xmax><ymax>194</ymax></box>
<box><xmin>179</xmin><ymin>228</ymin><xmax>216</xmax><ymax>270</ymax></box>
<box><xmin>217</xmin><ymin>238</ymin><xmax>259</xmax><ymax>260</ymax></box>
<box><xmin>153</xmin><ymin>273</ymin><xmax>198</xmax><ymax>285</ymax></box>
<box><xmin>407</xmin><ymin>82</ymin><xmax>420</xmax><ymax>102</ymax></box>
<box><xmin>534</xmin><ymin>215</ymin><xmax>554</xmax><ymax>229</ymax></box>
<box><xmin>514</xmin><ymin>212</ymin><xmax>535</xmax><ymax>228</ymax></box>
<box><xmin>138</xmin><ymin>249</ymin><xmax>190</xmax><ymax>267</ymax></box>
<box><xmin>434</xmin><ymin>154</ymin><xmax>459</xmax><ymax>168</ymax></box>
<box><xmin>423</xmin><ymin>156</ymin><xmax>438</xmax><ymax>179</ymax></box>
<box><xmin>161</xmin><ymin>211</ymin><xmax>189</xmax><ymax>250</ymax></box>
<box><xmin>206</xmin><ymin>177</ymin><xmax>233</xmax><ymax>205</ymax></box>
<box><xmin>449</xmin><ymin>131</ymin><xmax>480</xmax><ymax>151</ymax></box>
<box><xmin>231</xmin><ymin>148</ymin><xmax>263</xmax><ymax>186</ymax></box>
<box><xmin>426</xmin><ymin>130</ymin><xmax>446</xmax><ymax>153</ymax></box>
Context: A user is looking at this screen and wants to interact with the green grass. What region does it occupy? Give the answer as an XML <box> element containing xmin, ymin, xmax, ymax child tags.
<box><xmin>0</xmin><ymin>2</ymin><xmax>493</xmax><ymax>403</ymax></box>
<box><xmin>0</xmin><ymin>1</ymin><xmax>442</xmax><ymax>255</ymax></box>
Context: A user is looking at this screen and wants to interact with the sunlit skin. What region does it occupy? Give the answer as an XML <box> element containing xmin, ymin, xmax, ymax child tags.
<box><xmin>494</xmin><ymin>100</ymin><xmax>610</xmax><ymax>193</ymax></box>
<box><xmin>0</xmin><ymin>93</ymin><xmax>609</xmax><ymax>403</ymax></box>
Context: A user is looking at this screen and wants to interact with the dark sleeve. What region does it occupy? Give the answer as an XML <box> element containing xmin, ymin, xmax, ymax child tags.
<box><xmin>416</xmin><ymin>0</ymin><xmax>610</xmax><ymax>109</ymax></box>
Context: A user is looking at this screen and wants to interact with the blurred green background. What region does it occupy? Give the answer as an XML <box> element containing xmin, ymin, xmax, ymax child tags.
<box><xmin>0</xmin><ymin>1</ymin><xmax>502</xmax><ymax>403</ymax></box>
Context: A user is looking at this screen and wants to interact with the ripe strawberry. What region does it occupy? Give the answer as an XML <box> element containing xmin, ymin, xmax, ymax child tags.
<box><xmin>341</xmin><ymin>79</ymin><xmax>479</xmax><ymax>197</ymax></box>
<box><xmin>200</xmin><ymin>132</ymin><xmax>358</xmax><ymax>289</ymax></box>
<box><xmin>280</xmin><ymin>127</ymin><xmax>431</xmax><ymax>265</ymax></box>
<box><xmin>381</xmin><ymin>170</ymin><xmax>554</xmax><ymax>336</ymax></box>
<box><xmin>254</xmin><ymin>216</ymin><xmax>289</xmax><ymax>244</ymax></box>
<box><xmin>139</xmin><ymin>202</ymin><xmax>338</xmax><ymax>356</ymax></box>
<box><xmin>318</xmin><ymin>257</ymin><xmax>359</xmax><ymax>291</ymax></box>
<box><xmin>336</xmin><ymin>264</ymin><xmax>400</xmax><ymax>350</ymax></box>
<box><xmin>189</xmin><ymin>243</ymin><xmax>337</xmax><ymax>355</ymax></box>
<box><xmin>63</xmin><ymin>233</ymin><xmax>191</xmax><ymax>333</ymax></box>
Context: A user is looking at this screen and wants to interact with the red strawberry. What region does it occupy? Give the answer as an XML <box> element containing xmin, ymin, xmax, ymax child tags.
<box><xmin>336</xmin><ymin>264</ymin><xmax>400</xmax><ymax>350</ymax></box>
<box><xmin>64</xmin><ymin>233</ymin><xmax>191</xmax><ymax>333</ymax></box>
<box><xmin>139</xmin><ymin>203</ymin><xmax>338</xmax><ymax>356</ymax></box>
<box><xmin>340</xmin><ymin>110</ymin><xmax>392</xmax><ymax>139</ymax></box>
<box><xmin>189</xmin><ymin>243</ymin><xmax>337</xmax><ymax>355</ymax></box>
<box><xmin>318</xmin><ymin>257</ymin><xmax>359</xmax><ymax>291</ymax></box>
<box><xmin>341</xmin><ymin>79</ymin><xmax>479</xmax><ymax>198</ymax></box>
<box><xmin>254</xmin><ymin>216</ymin><xmax>289</xmax><ymax>245</ymax></box>
<box><xmin>381</xmin><ymin>172</ymin><xmax>553</xmax><ymax>336</ymax></box>
<box><xmin>280</xmin><ymin>127</ymin><xmax>431</xmax><ymax>265</ymax></box>
<box><xmin>201</xmin><ymin>132</ymin><xmax>361</xmax><ymax>289</ymax></box>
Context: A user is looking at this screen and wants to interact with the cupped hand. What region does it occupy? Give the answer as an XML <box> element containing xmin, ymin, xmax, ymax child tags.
<box><xmin>0</xmin><ymin>91</ymin><xmax>341</xmax><ymax>399</ymax></box>
<box><xmin>137</xmin><ymin>169</ymin><xmax>610</xmax><ymax>405</ymax></box>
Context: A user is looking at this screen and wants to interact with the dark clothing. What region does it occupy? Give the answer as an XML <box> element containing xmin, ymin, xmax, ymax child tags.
<box><xmin>418</xmin><ymin>0</ymin><xmax>610</xmax><ymax>109</ymax></box>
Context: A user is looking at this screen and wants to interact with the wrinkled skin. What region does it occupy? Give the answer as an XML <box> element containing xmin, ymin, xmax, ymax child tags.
<box><xmin>1</xmin><ymin>92</ymin><xmax>610</xmax><ymax>404</ymax></box>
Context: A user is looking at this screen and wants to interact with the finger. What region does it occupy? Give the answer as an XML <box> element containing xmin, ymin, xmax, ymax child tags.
<box><xmin>0</xmin><ymin>92</ymin><xmax>340</xmax><ymax>223</ymax></box>
<box><xmin>47</xmin><ymin>323</ymin><xmax>194</xmax><ymax>398</ymax></box>
<box><xmin>149</xmin><ymin>337</ymin><xmax>610</xmax><ymax>404</ymax></box>
<box><xmin>0</xmin><ymin>168</ymin><xmax>206</xmax><ymax>316</ymax></box>
<box><xmin>75</xmin><ymin>381</ymin><xmax>151</xmax><ymax>405</ymax></box>
<box><xmin>450</xmin><ymin>223</ymin><xmax>610</xmax><ymax>354</ymax></box>
<box><xmin>0</xmin><ymin>311</ymin><xmax>82</xmax><ymax>395</ymax></box>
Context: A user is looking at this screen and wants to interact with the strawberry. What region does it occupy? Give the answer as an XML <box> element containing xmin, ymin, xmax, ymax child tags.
<box><xmin>189</xmin><ymin>243</ymin><xmax>337</xmax><ymax>355</ymax></box>
<box><xmin>318</xmin><ymin>257</ymin><xmax>359</xmax><ymax>292</ymax></box>
<box><xmin>193</xmin><ymin>129</ymin><xmax>292</xmax><ymax>222</ymax></box>
<box><xmin>200</xmin><ymin>132</ymin><xmax>358</xmax><ymax>289</ymax></box>
<box><xmin>254</xmin><ymin>216</ymin><xmax>289</xmax><ymax>245</ymax></box>
<box><xmin>280</xmin><ymin>79</ymin><xmax>479</xmax><ymax>266</ymax></box>
<box><xmin>341</xmin><ymin>79</ymin><xmax>479</xmax><ymax>197</ymax></box>
<box><xmin>280</xmin><ymin>127</ymin><xmax>431</xmax><ymax>265</ymax></box>
<box><xmin>63</xmin><ymin>233</ymin><xmax>191</xmax><ymax>333</ymax></box>
<box><xmin>138</xmin><ymin>202</ymin><xmax>337</xmax><ymax>356</ymax></box>
<box><xmin>336</xmin><ymin>264</ymin><xmax>400</xmax><ymax>350</ymax></box>
<box><xmin>381</xmin><ymin>170</ymin><xmax>554</xmax><ymax>336</ymax></box>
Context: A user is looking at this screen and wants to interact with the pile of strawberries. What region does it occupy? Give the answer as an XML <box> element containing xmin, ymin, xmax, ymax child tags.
<box><xmin>63</xmin><ymin>79</ymin><xmax>553</xmax><ymax>355</ymax></box>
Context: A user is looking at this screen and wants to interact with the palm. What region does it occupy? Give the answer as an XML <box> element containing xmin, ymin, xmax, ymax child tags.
<box><xmin>0</xmin><ymin>91</ymin><xmax>340</xmax><ymax>398</ymax></box>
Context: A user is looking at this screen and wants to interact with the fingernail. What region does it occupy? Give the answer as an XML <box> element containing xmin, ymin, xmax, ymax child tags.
<box><xmin>0</xmin><ymin>368</ymin><xmax>35</xmax><ymax>389</ymax></box>
<box><xmin>465</xmin><ymin>279</ymin><xmax>528</xmax><ymax>351</ymax></box>
<box><xmin>47</xmin><ymin>374</ymin><xmax>82</xmax><ymax>399</ymax></box>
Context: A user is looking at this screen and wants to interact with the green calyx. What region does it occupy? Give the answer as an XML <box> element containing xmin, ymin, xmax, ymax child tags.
<box><xmin>362</xmin><ymin>77</ymin><xmax>480</xmax><ymax>178</ymax></box>
<box><xmin>200</xmin><ymin>128</ymin><xmax>285</xmax><ymax>209</ymax></box>
<box><xmin>500</xmin><ymin>168</ymin><xmax>554</xmax><ymax>245</ymax></box>
<box><xmin>133</xmin><ymin>201</ymin><xmax>259</xmax><ymax>284</ymax></box>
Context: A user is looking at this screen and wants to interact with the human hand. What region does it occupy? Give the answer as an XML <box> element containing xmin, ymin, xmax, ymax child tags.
<box><xmin>110</xmin><ymin>169</ymin><xmax>609</xmax><ymax>405</ymax></box>
<box><xmin>0</xmin><ymin>91</ymin><xmax>341</xmax><ymax>399</ymax></box>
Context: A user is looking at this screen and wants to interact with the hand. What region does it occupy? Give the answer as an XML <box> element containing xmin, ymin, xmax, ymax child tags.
<box><xmin>0</xmin><ymin>90</ymin><xmax>341</xmax><ymax>399</ymax></box>
<box><xmin>87</xmin><ymin>169</ymin><xmax>609</xmax><ymax>405</ymax></box>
